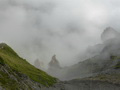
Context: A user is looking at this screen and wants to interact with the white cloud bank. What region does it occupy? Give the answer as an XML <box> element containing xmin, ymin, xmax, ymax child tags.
<box><xmin>0</xmin><ymin>0</ymin><xmax>120</xmax><ymax>67</ymax></box>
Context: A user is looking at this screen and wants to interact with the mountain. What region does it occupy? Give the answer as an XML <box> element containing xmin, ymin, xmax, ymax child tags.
<box><xmin>101</xmin><ymin>27</ymin><xmax>120</xmax><ymax>42</ymax></box>
<box><xmin>46</xmin><ymin>27</ymin><xmax>120</xmax><ymax>81</ymax></box>
<box><xmin>47</xmin><ymin>55</ymin><xmax>62</xmax><ymax>78</ymax></box>
<box><xmin>1</xmin><ymin>27</ymin><xmax>120</xmax><ymax>90</ymax></box>
<box><xmin>75</xmin><ymin>27</ymin><xmax>120</xmax><ymax>63</ymax></box>
<box><xmin>101</xmin><ymin>27</ymin><xmax>120</xmax><ymax>57</ymax></box>
<box><xmin>45</xmin><ymin>56</ymin><xmax>120</xmax><ymax>90</ymax></box>
<box><xmin>0</xmin><ymin>43</ymin><xmax>56</xmax><ymax>89</ymax></box>
<box><xmin>76</xmin><ymin>44</ymin><xmax>104</xmax><ymax>62</ymax></box>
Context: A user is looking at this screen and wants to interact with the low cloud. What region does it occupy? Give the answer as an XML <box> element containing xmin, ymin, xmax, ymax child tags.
<box><xmin>0</xmin><ymin>0</ymin><xmax>120</xmax><ymax>68</ymax></box>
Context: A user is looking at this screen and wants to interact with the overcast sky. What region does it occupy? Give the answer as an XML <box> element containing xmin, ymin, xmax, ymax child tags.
<box><xmin>0</xmin><ymin>0</ymin><xmax>120</xmax><ymax>67</ymax></box>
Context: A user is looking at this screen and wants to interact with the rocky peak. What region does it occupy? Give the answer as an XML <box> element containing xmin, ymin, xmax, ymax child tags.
<box><xmin>101</xmin><ymin>27</ymin><xmax>119</xmax><ymax>42</ymax></box>
<box><xmin>49</xmin><ymin>55</ymin><xmax>61</xmax><ymax>69</ymax></box>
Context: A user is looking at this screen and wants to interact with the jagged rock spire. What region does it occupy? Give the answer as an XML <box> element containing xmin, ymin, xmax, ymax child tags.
<box><xmin>48</xmin><ymin>55</ymin><xmax>61</xmax><ymax>69</ymax></box>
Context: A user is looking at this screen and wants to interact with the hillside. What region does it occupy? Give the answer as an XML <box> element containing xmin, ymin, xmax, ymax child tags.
<box><xmin>0</xmin><ymin>43</ymin><xmax>56</xmax><ymax>89</ymax></box>
<box><xmin>1</xmin><ymin>27</ymin><xmax>120</xmax><ymax>90</ymax></box>
<box><xmin>0</xmin><ymin>42</ymin><xmax>120</xmax><ymax>90</ymax></box>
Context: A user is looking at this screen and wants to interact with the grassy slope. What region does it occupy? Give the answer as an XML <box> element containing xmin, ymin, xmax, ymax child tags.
<box><xmin>0</xmin><ymin>43</ymin><xmax>56</xmax><ymax>87</ymax></box>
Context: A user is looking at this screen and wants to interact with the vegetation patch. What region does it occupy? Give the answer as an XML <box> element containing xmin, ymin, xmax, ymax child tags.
<box><xmin>0</xmin><ymin>56</ymin><xmax>4</xmax><ymax>65</ymax></box>
<box><xmin>0</xmin><ymin>43</ymin><xmax>57</xmax><ymax>87</ymax></box>
<box><xmin>110</xmin><ymin>56</ymin><xmax>118</xmax><ymax>60</ymax></box>
<box><xmin>0</xmin><ymin>71</ymin><xmax>20</xmax><ymax>90</ymax></box>
<box><xmin>114</xmin><ymin>61</ymin><xmax>120</xmax><ymax>69</ymax></box>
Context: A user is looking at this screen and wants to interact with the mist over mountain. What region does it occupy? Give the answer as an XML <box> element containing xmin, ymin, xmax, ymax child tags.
<box><xmin>47</xmin><ymin>27</ymin><xmax>120</xmax><ymax>80</ymax></box>
<box><xmin>101</xmin><ymin>27</ymin><xmax>120</xmax><ymax>42</ymax></box>
<box><xmin>0</xmin><ymin>30</ymin><xmax>120</xmax><ymax>89</ymax></box>
<box><xmin>1</xmin><ymin>0</ymin><xmax>120</xmax><ymax>89</ymax></box>
<box><xmin>1</xmin><ymin>0</ymin><xmax>120</xmax><ymax>68</ymax></box>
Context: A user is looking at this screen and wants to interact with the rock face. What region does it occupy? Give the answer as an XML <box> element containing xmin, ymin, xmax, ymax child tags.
<box><xmin>101</xmin><ymin>27</ymin><xmax>120</xmax><ymax>42</ymax></box>
<box><xmin>0</xmin><ymin>64</ymin><xmax>42</xmax><ymax>90</ymax></box>
<box><xmin>47</xmin><ymin>55</ymin><xmax>62</xmax><ymax>78</ymax></box>
<box><xmin>48</xmin><ymin>55</ymin><xmax>61</xmax><ymax>70</ymax></box>
<box><xmin>101</xmin><ymin>27</ymin><xmax>120</xmax><ymax>57</ymax></box>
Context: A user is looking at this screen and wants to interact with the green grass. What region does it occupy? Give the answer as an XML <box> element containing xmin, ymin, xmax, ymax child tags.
<box><xmin>0</xmin><ymin>43</ymin><xmax>56</xmax><ymax>87</ymax></box>
<box><xmin>109</xmin><ymin>55</ymin><xmax>120</xmax><ymax>69</ymax></box>
<box><xmin>110</xmin><ymin>56</ymin><xmax>118</xmax><ymax>60</ymax></box>
<box><xmin>0</xmin><ymin>70</ymin><xmax>20</xmax><ymax>90</ymax></box>
<box><xmin>110</xmin><ymin>55</ymin><xmax>120</xmax><ymax>69</ymax></box>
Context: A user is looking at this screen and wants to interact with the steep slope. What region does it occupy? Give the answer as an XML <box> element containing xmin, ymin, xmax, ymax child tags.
<box><xmin>0</xmin><ymin>43</ymin><xmax>56</xmax><ymax>89</ymax></box>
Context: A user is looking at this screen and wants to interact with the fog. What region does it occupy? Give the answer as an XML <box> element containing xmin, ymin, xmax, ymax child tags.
<box><xmin>0</xmin><ymin>0</ymin><xmax>120</xmax><ymax>68</ymax></box>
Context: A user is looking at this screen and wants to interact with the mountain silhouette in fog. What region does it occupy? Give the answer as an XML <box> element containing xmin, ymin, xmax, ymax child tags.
<box><xmin>101</xmin><ymin>27</ymin><xmax>120</xmax><ymax>42</ymax></box>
